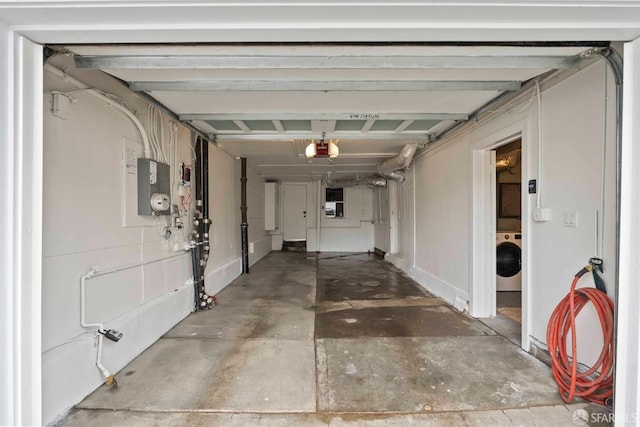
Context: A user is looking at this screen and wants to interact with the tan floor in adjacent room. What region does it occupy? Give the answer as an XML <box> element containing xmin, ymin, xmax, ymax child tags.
<box><xmin>60</xmin><ymin>252</ymin><xmax>608</xmax><ymax>426</ymax></box>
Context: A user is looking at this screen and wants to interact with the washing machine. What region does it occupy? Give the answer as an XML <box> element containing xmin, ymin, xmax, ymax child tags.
<box><xmin>496</xmin><ymin>232</ymin><xmax>522</xmax><ymax>291</ymax></box>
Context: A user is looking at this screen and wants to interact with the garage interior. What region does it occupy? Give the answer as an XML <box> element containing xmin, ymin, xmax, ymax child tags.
<box><xmin>40</xmin><ymin>41</ymin><xmax>616</xmax><ymax>426</ymax></box>
<box><xmin>3</xmin><ymin>3</ymin><xmax>640</xmax><ymax>426</ymax></box>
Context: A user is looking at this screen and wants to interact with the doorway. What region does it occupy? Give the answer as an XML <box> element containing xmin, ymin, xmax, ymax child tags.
<box><xmin>282</xmin><ymin>183</ymin><xmax>308</xmax><ymax>245</ymax></box>
<box><xmin>494</xmin><ymin>139</ymin><xmax>523</xmax><ymax>344</ymax></box>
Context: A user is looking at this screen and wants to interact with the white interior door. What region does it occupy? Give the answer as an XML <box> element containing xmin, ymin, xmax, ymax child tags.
<box><xmin>283</xmin><ymin>184</ymin><xmax>307</xmax><ymax>241</ymax></box>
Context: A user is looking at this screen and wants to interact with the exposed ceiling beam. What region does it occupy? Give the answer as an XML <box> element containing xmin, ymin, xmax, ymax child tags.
<box><xmin>258</xmin><ymin>163</ymin><xmax>379</xmax><ymax>167</ymax></box>
<box><xmin>361</xmin><ymin>120</ymin><xmax>376</xmax><ymax>133</ymax></box>
<box><xmin>130</xmin><ymin>80</ymin><xmax>521</xmax><ymax>92</ymax></box>
<box><xmin>296</xmin><ymin>153</ymin><xmax>396</xmax><ymax>159</ymax></box>
<box><xmin>233</xmin><ymin>120</ymin><xmax>251</xmax><ymax>133</ymax></box>
<box><xmin>394</xmin><ymin>120</ymin><xmax>415</xmax><ymax>133</ymax></box>
<box><xmin>76</xmin><ymin>55</ymin><xmax>581</xmax><ymax>70</ymax></box>
<box><xmin>183</xmin><ymin>113</ymin><xmax>469</xmax><ymax>121</ymax></box>
<box><xmin>272</xmin><ymin>120</ymin><xmax>285</xmax><ymax>133</ymax></box>
<box><xmin>213</xmin><ymin>133</ymin><xmax>430</xmax><ymax>141</ymax></box>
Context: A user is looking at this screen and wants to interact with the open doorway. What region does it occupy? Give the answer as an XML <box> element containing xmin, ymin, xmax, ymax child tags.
<box><xmin>493</xmin><ymin>139</ymin><xmax>523</xmax><ymax>345</ymax></box>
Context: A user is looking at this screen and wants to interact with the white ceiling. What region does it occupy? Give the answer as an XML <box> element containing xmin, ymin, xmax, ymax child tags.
<box><xmin>60</xmin><ymin>44</ymin><xmax>597</xmax><ymax>181</ymax></box>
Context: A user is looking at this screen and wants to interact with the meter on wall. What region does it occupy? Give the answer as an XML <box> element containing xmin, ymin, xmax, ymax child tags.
<box><xmin>137</xmin><ymin>159</ymin><xmax>171</xmax><ymax>215</ymax></box>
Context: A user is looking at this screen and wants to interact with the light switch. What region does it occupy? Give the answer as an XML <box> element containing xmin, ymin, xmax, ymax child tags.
<box><xmin>563</xmin><ymin>211</ymin><xmax>578</xmax><ymax>227</ymax></box>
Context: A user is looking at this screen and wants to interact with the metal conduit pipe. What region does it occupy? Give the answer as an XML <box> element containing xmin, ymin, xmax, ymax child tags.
<box><xmin>599</xmin><ymin>48</ymin><xmax>623</xmax><ymax>398</ymax></box>
<box><xmin>240</xmin><ymin>157</ymin><xmax>249</xmax><ymax>274</ymax></box>
<box><xmin>191</xmin><ymin>136</ymin><xmax>213</xmax><ymax>310</ymax></box>
<box><xmin>327</xmin><ymin>176</ymin><xmax>387</xmax><ymax>188</ymax></box>
<box><xmin>377</xmin><ymin>143</ymin><xmax>419</xmax><ymax>181</ymax></box>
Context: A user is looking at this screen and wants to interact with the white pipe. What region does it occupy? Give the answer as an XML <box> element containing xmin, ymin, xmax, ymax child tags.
<box><xmin>80</xmin><ymin>268</ymin><xmax>112</xmax><ymax>381</ymax></box>
<box><xmin>536</xmin><ymin>80</ymin><xmax>543</xmax><ymax>209</ymax></box>
<box><xmin>44</xmin><ymin>63</ymin><xmax>152</xmax><ymax>159</ymax></box>
<box><xmin>95</xmin><ymin>334</ymin><xmax>112</xmax><ymax>381</ymax></box>
<box><xmin>80</xmin><ymin>268</ymin><xmax>103</xmax><ymax>331</ymax></box>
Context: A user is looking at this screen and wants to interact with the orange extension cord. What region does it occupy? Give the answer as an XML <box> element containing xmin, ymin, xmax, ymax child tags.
<box><xmin>546</xmin><ymin>267</ymin><xmax>615</xmax><ymax>404</ymax></box>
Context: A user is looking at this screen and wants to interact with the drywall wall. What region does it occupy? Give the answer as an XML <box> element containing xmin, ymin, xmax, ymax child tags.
<box><xmin>272</xmin><ymin>181</ymin><xmax>374</xmax><ymax>252</ymax></box>
<box><xmin>396</xmin><ymin>60</ymin><xmax>616</xmax><ymax>366</ymax></box>
<box><xmin>42</xmin><ymin>59</ymin><xmax>195</xmax><ymax>423</ymax></box>
<box><xmin>386</xmin><ymin>168</ymin><xmax>415</xmax><ymax>272</ymax></box>
<box><xmin>319</xmin><ymin>184</ymin><xmax>374</xmax><ymax>252</ymax></box>
<box><xmin>203</xmin><ymin>153</ymin><xmax>269</xmax><ymax>287</ymax></box>
<box><xmin>41</xmin><ymin>57</ymin><xmax>268</xmax><ymax>424</ymax></box>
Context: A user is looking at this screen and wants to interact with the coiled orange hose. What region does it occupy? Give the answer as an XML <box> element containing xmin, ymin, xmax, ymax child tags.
<box><xmin>546</xmin><ymin>268</ymin><xmax>615</xmax><ymax>404</ymax></box>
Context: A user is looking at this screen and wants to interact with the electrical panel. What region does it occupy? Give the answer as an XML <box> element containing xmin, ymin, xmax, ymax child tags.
<box><xmin>137</xmin><ymin>158</ymin><xmax>171</xmax><ymax>216</ymax></box>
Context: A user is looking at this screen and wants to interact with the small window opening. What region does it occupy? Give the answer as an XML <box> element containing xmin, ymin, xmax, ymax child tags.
<box><xmin>325</xmin><ymin>188</ymin><xmax>344</xmax><ymax>218</ymax></box>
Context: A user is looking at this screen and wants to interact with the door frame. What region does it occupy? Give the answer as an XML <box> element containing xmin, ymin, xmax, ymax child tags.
<box><xmin>282</xmin><ymin>183</ymin><xmax>308</xmax><ymax>242</ymax></box>
<box><xmin>470</xmin><ymin>119</ymin><xmax>530</xmax><ymax>351</ymax></box>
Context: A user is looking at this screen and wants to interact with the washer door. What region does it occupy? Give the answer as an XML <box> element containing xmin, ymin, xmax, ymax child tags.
<box><xmin>497</xmin><ymin>242</ymin><xmax>521</xmax><ymax>278</ymax></box>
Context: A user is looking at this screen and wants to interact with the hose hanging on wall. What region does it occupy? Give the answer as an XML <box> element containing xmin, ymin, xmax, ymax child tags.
<box><xmin>546</xmin><ymin>262</ymin><xmax>614</xmax><ymax>405</ymax></box>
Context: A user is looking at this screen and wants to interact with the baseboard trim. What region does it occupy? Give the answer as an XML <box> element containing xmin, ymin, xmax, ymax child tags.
<box><xmin>409</xmin><ymin>265</ymin><xmax>470</xmax><ymax>310</ymax></box>
<box><xmin>204</xmin><ymin>258</ymin><xmax>242</xmax><ymax>296</ymax></box>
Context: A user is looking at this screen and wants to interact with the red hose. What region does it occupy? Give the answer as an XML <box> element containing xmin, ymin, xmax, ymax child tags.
<box><xmin>546</xmin><ymin>270</ymin><xmax>615</xmax><ymax>404</ymax></box>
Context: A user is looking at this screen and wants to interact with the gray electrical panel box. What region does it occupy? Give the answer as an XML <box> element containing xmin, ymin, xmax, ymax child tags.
<box><xmin>137</xmin><ymin>158</ymin><xmax>171</xmax><ymax>216</ymax></box>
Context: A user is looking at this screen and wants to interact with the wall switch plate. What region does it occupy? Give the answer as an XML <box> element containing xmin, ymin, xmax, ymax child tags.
<box><xmin>533</xmin><ymin>208</ymin><xmax>551</xmax><ymax>222</ymax></box>
<box><xmin>563</xmin><ymin>211</ymin><xmax>578</xmax><ymax>227</ymax></box>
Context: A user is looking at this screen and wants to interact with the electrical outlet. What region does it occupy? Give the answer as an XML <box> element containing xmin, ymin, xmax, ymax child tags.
<box><xmin>563</xmin><ymin>211</ymin><xmax>578</xmax><ymax>227</ymax></box>
<box><xmin>533</xmin><ymin>208</ymin><xmax>551</xmax><ymax>222</ymax></box>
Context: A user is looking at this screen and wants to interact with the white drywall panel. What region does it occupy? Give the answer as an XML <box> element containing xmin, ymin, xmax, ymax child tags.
<box><xmin>414</xmin><ymin>139</ymin><xmax>471</xmax><ymax>298</ymax></box>
<box><xmin>319</xmin><ymin>186</ymin><xmax>374</xmax><ymax>252</ymax></box>
<box><xmin>207</xmin><ymin>145</ymin><xmax>240</xmax><ymax>267</ymax></box>
<box><xmin>40</xmin><ymin>57</ymin><xmax>215</xmax><ymax>424</ymax></box>
<box><xmin>399</xmin><ymin>61</ymin><xmax>617</xmax><ymax>367</ymax></box>
<box><xmin>320</xmin><ymin>222</ymin><xmax>375</xmax><ymax>252</ymax></box>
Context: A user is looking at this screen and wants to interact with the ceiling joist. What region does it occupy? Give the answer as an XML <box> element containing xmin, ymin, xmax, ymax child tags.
<box><xmin>213</xmin><ymin>133</ymin><xmax>431</xmax><ymax>141</ymax></box>
<box><xmin>182</xmin><ymin>113</ymin><xmax>469</xmax><ymax>121</ymax></box>
<box><xmin>130</xmin><ymin>80</ymin><xmax>521</xmax><ymax>92</ymax></box>
<box><xmin>76</xmin><ymin>55</ymin><xmax>581</xmax><ymax>70</ymax></box>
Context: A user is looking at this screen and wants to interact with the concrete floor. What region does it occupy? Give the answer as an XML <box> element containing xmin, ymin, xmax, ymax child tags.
<box><xmin>61</xmin><ymin>252</ymin><xmax>605</xmax><ymax>426</ymax></box>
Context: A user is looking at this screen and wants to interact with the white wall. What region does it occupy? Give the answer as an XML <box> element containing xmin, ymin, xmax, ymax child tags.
<box><xmin>41</xmin><ymin>57</ymin><xmax>268</xmax><ymax>424</ymax></box>
<box><xmin>42</xmin><ymin>57</ymin><xmax>196</xmax><ymax>424</ymax></box>
<box><xmin>273</xmin><ymin>181</ymin><xmax>374</xmax><ymax>252</ymax></box>
<box><xmin>319</xmin><ymin>184</ymin><xmax>374</xmax><ymax>252</ymax></box>
<box><xmin>395</xmin><ymin>61</ymin><xmax>617</xmax><ymax>366</ymax></box>
<box><xmin>386</xmin><ymin>168</ymin><xmax>415</xmax><ymax>272</ymax></box>
<box><xmin>204</xmin><ymin>154</ymin><xmax>268</xmax><ymax>292</ymax></box>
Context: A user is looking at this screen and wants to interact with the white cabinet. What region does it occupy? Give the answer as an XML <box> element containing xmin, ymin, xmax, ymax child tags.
<box><xmin>265</xmin><ymin>182</ymin><xmax>279</xmax><ymax>230</ymax></box>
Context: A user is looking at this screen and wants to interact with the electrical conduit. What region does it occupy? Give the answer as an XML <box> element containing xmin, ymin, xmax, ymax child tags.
<box><xmin>80</xmin><ymin>268</ymin><xmax>116</xmax><ymax>387</ymax></box>
<box><xmin>44</xmin><ymin>63</ymin><xmax>152</xmax><ymax>159</ymax></box>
